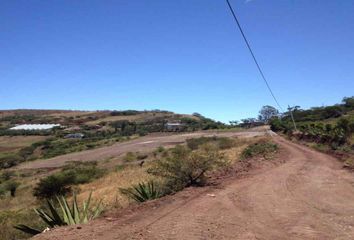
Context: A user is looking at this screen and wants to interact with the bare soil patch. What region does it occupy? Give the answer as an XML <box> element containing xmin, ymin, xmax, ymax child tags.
<box><xmin>33</xmin><ymin>136</ymin><xmax>354</xmax><ymax>240</ymax></box>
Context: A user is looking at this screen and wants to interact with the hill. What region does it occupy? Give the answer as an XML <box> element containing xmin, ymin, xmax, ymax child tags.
<box><xmin>0</xmin><ymin>109</ymin><xmax>226</xmax><ymax>169</ymax></box>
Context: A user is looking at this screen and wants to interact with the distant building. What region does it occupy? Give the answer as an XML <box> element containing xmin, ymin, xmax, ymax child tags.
<box><xmin>165</xmin><ymin>122</ymin><xmax>185</xmax><ymax>132</ymax></box>
<box><xmin>64</xmin><ymin>133</ymin><xmax>85</xmax><ymax>139</ymax></box>
<box><xmin>9</xmin><ymin>124</ymin><xmax>61</xmax><ymax>130</ymax></box>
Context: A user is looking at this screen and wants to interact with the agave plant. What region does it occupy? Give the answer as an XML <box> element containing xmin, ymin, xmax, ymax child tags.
<box><xmin>120</xmin><ymin>181</ymin><xmax>161</xmax><ymax>203</ymax></box>
<box><xmin>14</xmin><ymin>192</ymin><xmax>103</xmax><ymax>236</ymax></box>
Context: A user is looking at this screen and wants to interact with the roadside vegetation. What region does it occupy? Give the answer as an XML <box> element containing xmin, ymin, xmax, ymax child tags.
<box><xmin>269</xmin><ymin>96</ymin><xmax>354</xmax><ymax>168</ymax></box>
<box><xmin>0</xmin><ymin>109</ymin><xmax>280</xmax><ymax>239</ymax></box>
<box><xmin>0</xmin><ymin>133</ymin><xmax>275</xmax><ymax>239</ymax></box>
<box><xmin>33</xmin><ymin>161</ymin><xmax>105</xmax><ymax>199</ymax></box>
<box><xmin>241</xmin><ymin>141</ymin><xmax>278</xmax><ymax>159</ymax></box>
<box><xmin>15</xmin><ymin>192</ymin><xmax>103</xmax><ymax>236</ymax></box>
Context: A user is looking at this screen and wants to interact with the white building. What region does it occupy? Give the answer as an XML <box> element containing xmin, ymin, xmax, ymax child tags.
<box><xmin>9</xmin><ymin>124</ymin><xmax>61</xmax><ymax>130</ymax></box>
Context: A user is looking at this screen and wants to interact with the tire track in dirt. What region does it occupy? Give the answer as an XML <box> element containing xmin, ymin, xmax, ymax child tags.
<box><xmin>33</xmin><ymin>135</ymin><xmax>354</xmax><ymax>240</ymax></box>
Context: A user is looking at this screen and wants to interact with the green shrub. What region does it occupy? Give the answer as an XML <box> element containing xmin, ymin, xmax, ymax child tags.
<box><xmin>0</xmin><ymin>170</ymin><xmax>14</xmax><ymax>183</ymax></box>
<box><xmin>123</xmin><ymin>152</ymin><xmax>136</xmax><ymax>162</ymax></box>
<box><xmin>3</xmin><ymin>180</ymin><xmax>20</xmax><ymax>197</ymax></box>
<box><xmin>241</xmin><ymin>141</ymin><xmax>278</xmax><ymax>159</ymax></box>
<box><xmin>0</xmin><ymin>154</ymin><xmax>22</xmax><ymax>169</ymax></box>
<box><xmin>18</xmin><ymin>145</ymin><xmax>36</xmax><ymax>161</ymax></box>
<box><xmin>120</xmin><ymin>181</ymin><xmax>161</xmax><ymax>202</ymax></box>
<box><xmin>148</xmin><ymin>144</ymin><xmax>227</xmax><ymax>193</ymax></box>
<box><xmin>33</xmin><ymin>174</ymin><xmax>73</xmax><ymax>199</ymax></box>
<box><xmin>157</xmin><ymin>146</ymin><xmax>165</xmax><ymax>152</ymax></box>
<box><xmin>136</xmin><ymin>152</ymin><xmax>148</xmax><ymax>160</ymax></box>
<box><xmin>33</xmin><ymin>162</ymin><xmax>105</xmax><ymax>199</ymax></box>
<box><xmin>186</xmin><ymin>136</ymin><xmax>234</xmax><ymax>150</ymax></box>
<box><xmin>61</xmin><ymin>161</ymin><xmax>105</xmax><ymax>184</ymax></box>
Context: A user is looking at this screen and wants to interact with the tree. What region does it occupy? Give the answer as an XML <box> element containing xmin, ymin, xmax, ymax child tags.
<box><xmin>258</xmin><ymin>106</ymin><xmax>279</xmax><ymax>123</ymax></box>
<box><xmin>342</xmin><ymin>96</ymin><xmax>354</xmax><ymax>108</ymax></box>
<box><xmin>229</xmin><ymin>120</ymin><xmax>239</xmax><ymax>126</ymax></box>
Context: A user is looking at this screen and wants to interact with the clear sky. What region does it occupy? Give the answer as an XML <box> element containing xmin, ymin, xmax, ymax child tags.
<box><xmin>1</xmin><ymin>0</ymin><xmax>353</xmax><ymax>123</ymax></box>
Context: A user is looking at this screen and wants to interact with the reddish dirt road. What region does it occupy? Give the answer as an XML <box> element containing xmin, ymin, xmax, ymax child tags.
<box><xmin>18</xmin><ymin>130</ymin><xmax>263</xmax><ymax>169</ymax></box>
<box><xmin>34</xmin><ymin>136</ymin><xmax>354</xmax><ymax>240</ymax></box>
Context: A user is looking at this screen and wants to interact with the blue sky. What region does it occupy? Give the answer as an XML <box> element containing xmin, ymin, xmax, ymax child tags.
<box><xmin>1</xmin><ymin>0</ymin><xmax>353</xmax><ymax>123</ymax></box>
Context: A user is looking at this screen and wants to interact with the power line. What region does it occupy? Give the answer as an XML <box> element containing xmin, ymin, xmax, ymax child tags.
<box><xmin>225</xmin><ymin>0</ymin><xmax>284</xmax><ymax>112</ymax></box>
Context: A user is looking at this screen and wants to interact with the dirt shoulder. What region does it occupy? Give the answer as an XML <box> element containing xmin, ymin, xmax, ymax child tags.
<box><xmin>33</xmin><ymin>136</ymin><xmax>354</xmax><ymax>240</ymax></box>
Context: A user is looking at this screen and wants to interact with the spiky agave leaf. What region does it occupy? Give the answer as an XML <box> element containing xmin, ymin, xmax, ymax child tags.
<box><xmin>14</xmin><ymin>191</ymin><xmax>103</xmax><ymax>235</ymax></box>
<box><xmin>13</xmin><ymin>224</ymin><xmax>42</xmax><ymax>236</ymax></box>
<box><xmin>120</xmin><ymin>181</ymin><xmax>161</xmax><ymax>203</ymax></box>
<box><xmin>34</xmin><ymin>208</ymin><xmax>57</xmax><ymax>228</ymax></box>
<box><xmin>72</xmin><ymin>193</ymin><xmax>81</xmax><ymax>224</ymax></box>
<box><xmin>56</xmin><ymin>195</ymin><xmax>75</xmax><ymax>225</ymax></box>
<box><xmin>82</xmin><ymin>191</ymin><xmax>92</xmax><ymax>223</ymax></box>
<box><xmin>91</xmin><ymin>199</ymin><xmax>103</xmax><ymax>220</ymax></box>
<box><xmin>46</xmin><ymin>199</ymin><xmax>65</xmax><ymax>226</ymax></box>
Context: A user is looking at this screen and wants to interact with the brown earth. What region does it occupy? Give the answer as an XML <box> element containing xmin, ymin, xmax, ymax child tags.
<box><xmin>33</xmin><ymin>135</ymin><xmax>354</xmax><ymax>240</ymax></box>
<box><xmin>17</xmin><ymin>130</ymin><xmax>263</xmax><ymax>169</ymax></box>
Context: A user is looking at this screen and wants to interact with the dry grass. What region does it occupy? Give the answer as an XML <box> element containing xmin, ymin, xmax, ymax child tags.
<box><xmin>77</xmin><ymin>137</ymin><xmax>265</xmax><ymax>208</ymax></box>
<box><xmin>221</xmin><ymin>136</ymin><xmax>266</xmax><ymax>163</ymax></box>
<box><xmin>0</xmin><ymin>135</ymin><xmax>268</xmax><ymax>240</ymax></box>
<box><xmin>84</xmin><ymin>112</ymin><xmax>176</xmax><ymax>125</ymax></box>
<box><xmin>47</xmin><ymin>111</ymin><xmax>97</xmax><ymax>118</ymax></box>
<box><xmin>77</xmin><ymin>164</ymin><xmax>152</xmax><ymax>209</ymax></box>
<box><xmin>0</xmin><ymin>136</ymin><xmax>48</xmax><ymax>155</ymax></box>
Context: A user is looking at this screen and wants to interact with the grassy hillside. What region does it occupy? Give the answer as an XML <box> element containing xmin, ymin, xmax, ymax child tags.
<box><xmin>0</xmin><ymin>110</ymin><xmax>227</xmax><ymax>169</ymax></box>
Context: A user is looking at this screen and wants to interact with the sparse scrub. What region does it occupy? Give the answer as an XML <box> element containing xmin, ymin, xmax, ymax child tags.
<box><xmin>186</xmin><ymin>136</ymin><xmax>235</xmax><ymax>150</ymax></box>
<box><xmin>123</xmin><ymin>152</ymin><xmax>136</xmax><ymax>162</ymax></box>
<box><xmin>33</xmin><ymin>162</ymin><xmax>105</xmax><ymax>199</ymax></box>
<box><xmin>0</xmin><ymin>170</ymin><xmax>14</xmax><ymax>182</ymax></box>
<box><xmin>136</xmin><ymin>152</ymin><xmax>148</xmax><ymax>160</ymax></box>
<box><xmin>157</xmin><ymin>146</ymin><xmax>165</xmax><ymax>152</ymax></box>
<box><xmin>148</xmin><ymin>144</ymin><xmax>228</xmax><ymax>193</ymax></box>
<box><xmin>0</xmin><ymin>209</ymin><xmax>43</xmax><ymax>240</ymax></box>
<box><xmin>0</xmin><ymin>154</ymin><xmax>22</xmax><ymax>169</ymax></box>
<box><xmin>241</xmin><ymin>141</ymin><xmax>278</xmax><ymax>159</ymax></box>
<box><xmin>3</xmin><ymin>180</ymin><xmax>20</xmax><ymax>197</ymax></box>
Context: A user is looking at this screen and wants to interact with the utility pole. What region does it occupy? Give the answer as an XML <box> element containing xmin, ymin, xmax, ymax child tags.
<box><xmin>288</xmin><ymin>105</ymin><xmax>298</xmax><ymax>131</ymax></box>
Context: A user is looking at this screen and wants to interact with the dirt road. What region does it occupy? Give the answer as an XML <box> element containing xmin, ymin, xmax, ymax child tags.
<box><xmin>18</xmin><ymin>130</ymin><xmax>263</xmax><ymax>169</ymax></box>
<box><xmin>34</xmin><ymin>136</ymin><xmax>354</xmax><ymax>240</ymax></box>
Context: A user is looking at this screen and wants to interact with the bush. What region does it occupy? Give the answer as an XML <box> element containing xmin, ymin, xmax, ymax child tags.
<box><xmin>33</xmin><ymin>162</ymin><xmax>105</xmax><ymax>198</ymax></box>
<box><xmin>3</xmin><ymin>180</ymin><xmax>20</xmax><ymax>197</ymax></box>
<box><xmin>241</xmin><ymin>141</ymin><xmax>278</xmax><ymax>159</ymax></box>
<box><xmin>33</xmin><ymin>174</ymin><xmax>73</xmax><ymax>199</ymax></box>
<box><xmin>0</xmin><ymin>154</ymin><xmax>23</xmax><ymax>169</ymax></box>
<box><xmin>61</xmin><ymin>161</ymin><xmax>105</xmax><ymax>184</ymax></box>
<box><xmin>136</xmin><ymin>152</ymin><xmax>148</xmax><ymax>160</ymax></box>
<box><xmin>157</xmin><ymin>146</ymin><xmax>165</xmax><ymax>152</ymax></box>
<box><xmin>0</xmin><ymin>171</ymin><xmax>14</xmax><ymax>183</ymax></box>
<box><xmin>148</xmin><ymin>144</ymin><xmax>227</xmax><ymax>193</ymax></box>
<box><xmin>186</xmin><ymin>136</ymin><xmax>234</xmax><ymax>150</ymax></box>
<box><xmin>123</xmin><ymin>152</ymin><xmax>136</xmax><ymax>162</ymax></box>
